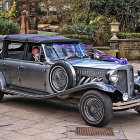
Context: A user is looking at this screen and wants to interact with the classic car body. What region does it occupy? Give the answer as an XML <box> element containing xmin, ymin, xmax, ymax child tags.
<box><xmin>0</xmin><ymin>34</ymin><xmax>140</xmax><ymax>127</ymax></box>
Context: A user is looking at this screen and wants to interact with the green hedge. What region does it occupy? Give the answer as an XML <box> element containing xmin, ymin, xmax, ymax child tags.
<box><xmin>117</xmin><ymin>33</ymin><xmax>140</xmax><ymax>39</ymax></box>
<box><xmin>0</xmin><ymin>18</ymin><xmax>20</xmax><ymax>35</ymax></box>
<box><xmin>63</xmin><ymin>34</ymin><xmax>94</xmax><ymax>45</ymax></box>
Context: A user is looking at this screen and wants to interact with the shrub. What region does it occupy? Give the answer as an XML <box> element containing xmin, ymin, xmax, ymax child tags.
<box><xmin>64</xmin><ymin>34</ymin><xmax>94</xmax><ymax>45</ymax></box>
<box><xmin>57</xmin><ymin>24</ymin><xmax>70</xmax><ymax>34</ymax></box>
<box><xmin>95</xmin><ymin>28</ymin><xmax>112</xmax><ymax>46</ymax></box>
<box><xmin>0</xmin><ymin>18</ymin><xmax>20</xmax><ymax>35</ymax></box>
<box><xmin>58</xmin><ymin>23</ymin><xmax>100</xmax><ymax>36</ymax></box>
<box><xmin>117</xmin><ymin>33</ymin><xmax>140</xmax><ymax>39</ymax></box>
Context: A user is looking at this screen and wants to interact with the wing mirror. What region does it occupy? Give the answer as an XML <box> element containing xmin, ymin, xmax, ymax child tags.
<box><xmin>93</xmin><ymin>53</ymin><xmax>100</xmax><ymax>60</ymax></box>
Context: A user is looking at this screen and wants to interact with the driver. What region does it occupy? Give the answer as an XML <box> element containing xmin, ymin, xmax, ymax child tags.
<box><xmin>30</xmin><ymin>46</ymin><xmax>40</xmax><ymax>61</ymax></box>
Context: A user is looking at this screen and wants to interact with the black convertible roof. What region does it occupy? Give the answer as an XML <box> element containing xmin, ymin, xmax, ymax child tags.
<box><xmin>3</xmin><ymin>34</ymin><xmax>81</xmax><ymax>44</ymax></box>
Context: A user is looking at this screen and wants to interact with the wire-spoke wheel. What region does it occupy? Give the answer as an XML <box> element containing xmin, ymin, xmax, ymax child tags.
<box><xmin>49</xmin><ymin>61</ymin><xmax>75</xmax><ymax>92</ymax></box>
<box><xmin>80</xmin><ymin>90</ymin><xmax>113</xmax><ymax>127</ymax></box>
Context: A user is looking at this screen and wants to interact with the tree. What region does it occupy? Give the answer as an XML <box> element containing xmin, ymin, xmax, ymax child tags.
<box><xmin>90</xmin><ymin>0</ymin><xmax>140</xmax><ymax>32</ymax></box>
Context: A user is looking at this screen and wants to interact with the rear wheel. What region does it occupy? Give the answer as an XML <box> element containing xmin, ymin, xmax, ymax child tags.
<box><xmin>79</xmin><ymin>90</ymin><xmax>113</xmax><ymax>127</ymax></box>
<box><xmin>0</xmin><ymin>92</ymin><xmax>4</xmax><ymax>102</ymax></box>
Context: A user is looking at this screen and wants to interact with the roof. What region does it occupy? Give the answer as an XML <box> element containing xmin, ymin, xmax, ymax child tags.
<box><xmin>4</xmin><ymin>34</ymin><xmax>81</xmax><ymax>44</ymax></box>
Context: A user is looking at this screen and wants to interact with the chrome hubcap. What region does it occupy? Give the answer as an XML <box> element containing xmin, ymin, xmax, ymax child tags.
<box><xmin>84</xmin><ymin>97</ymin><xmax>104</xmax><ymax>122</ymax></box>
<box><xmin>51</xmin><ymin>67</ymin><xmax>68</xmax><ymax>91</ymax></box>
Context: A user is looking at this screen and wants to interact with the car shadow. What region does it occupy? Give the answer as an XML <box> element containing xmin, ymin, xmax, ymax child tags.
<box><xmin>2</xmin><ymin>95</ymin><xmax>79</xmax><ymax>113</ymax></box>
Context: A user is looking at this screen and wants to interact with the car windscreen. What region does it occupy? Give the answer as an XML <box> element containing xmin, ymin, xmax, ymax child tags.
<box><xmin>44</xmin><ymin>43</ymin><xmax>88</xmax><ymax>61</ymax></box>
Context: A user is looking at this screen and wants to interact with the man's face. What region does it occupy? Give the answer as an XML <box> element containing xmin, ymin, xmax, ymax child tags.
<box><xmin>32</xmin><ymin>48</ymin><xmax>40</xmax><ymax>56</ymax></box>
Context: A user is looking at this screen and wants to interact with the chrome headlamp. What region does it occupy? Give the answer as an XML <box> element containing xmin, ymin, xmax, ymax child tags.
<box><xmin>107</xmin><ymin>70</ymin><xmax>119</xmax><ymax>83</ymax></box>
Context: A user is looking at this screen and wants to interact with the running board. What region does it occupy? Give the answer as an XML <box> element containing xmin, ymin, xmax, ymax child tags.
<box><xmin>3</xmin><ymin>82</ymin><xmax>115</xmax><ymax>99</ymax></box>
<box><xmin>3</xmin><ymin>89</ymin><xmax>51</xmax><ymax>99</ymax></box>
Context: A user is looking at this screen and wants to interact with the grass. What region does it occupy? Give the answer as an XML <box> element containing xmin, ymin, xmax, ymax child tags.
<box><xmin>0</xmin><ymin>31</ymin><xmax>57</xmax><ymax>36</ymax></box>
<box><xmin>38</xmin><ymin>31</ymin><xmax>56</xmax><ymax>36</ymax></box>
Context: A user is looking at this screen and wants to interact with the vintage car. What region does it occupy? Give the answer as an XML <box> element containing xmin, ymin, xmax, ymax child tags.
<box><xmin>0</xmin><ymin>34</ymin><xmax>140</xmax><ymax>127</ymax></box>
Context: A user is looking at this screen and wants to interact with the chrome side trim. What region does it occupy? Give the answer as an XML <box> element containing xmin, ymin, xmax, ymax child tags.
<box><xmin>41</xmin><ymin>44</ymin><xmax>50</xmax><ymax>63</ymax></box>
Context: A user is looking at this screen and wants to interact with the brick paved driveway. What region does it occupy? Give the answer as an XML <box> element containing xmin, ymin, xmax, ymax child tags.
<box><xmin>0</xmin><ymin>61</ymin><xmax>140</xmax><ymax>140</ymax></box>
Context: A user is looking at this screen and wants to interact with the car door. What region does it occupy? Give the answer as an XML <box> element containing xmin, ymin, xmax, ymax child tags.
<box><xmin>2</xmin><ymin>41</ymin><xmax>25</xmax><ymax>87</ymax></box>
<box><xmin>19</xmin><ymin>43</ymin><xmax>48</xmax><ymax>92</ymax></box>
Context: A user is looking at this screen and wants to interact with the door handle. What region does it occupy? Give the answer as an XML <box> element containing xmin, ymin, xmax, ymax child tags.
<box><xmin>2</xmin><ymin>63</ymin><xmax>6</xmax><ymax>66</ymax></box>
<box><xmin>18</xmin><ymin>66</ymin><xmax>24</xmax><ymax>70</ymax></box>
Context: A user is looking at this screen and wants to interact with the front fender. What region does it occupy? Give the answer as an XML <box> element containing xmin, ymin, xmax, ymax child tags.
<box><xmin>55</xmin><ymin>82</ymin><xmax>116</xmax><ymax>97</ymax></box>
<box><xmin>134</xmin><ymin>76</ymin><xmax>140</xmax><ymax>92</ymax></box>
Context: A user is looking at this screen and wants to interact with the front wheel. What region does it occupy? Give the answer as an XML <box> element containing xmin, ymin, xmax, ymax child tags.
<box><xmin>79</xmin><ymin>90</ymin><xmax>113</xmax><ymax>127</ymax></box>
<box><xmin>0</xmin><ymin>92</ymin><xmax>4</xmax><ymax>102</ymax></box>
<box><xmin>137</xmin><ymin>111</ymin><xmax>140</xmax><ymax>114</ymax></box>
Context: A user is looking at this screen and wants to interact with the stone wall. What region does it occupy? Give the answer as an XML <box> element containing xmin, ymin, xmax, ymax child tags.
<box><xmin>85</xmin><ymin>39</ymin><xmax>140</xmax><ymax>60</ymax></box>
<box><xmin>109</xmin><ymin>39</ymin><xmax>140</xmax><ymax>60</ymax></box>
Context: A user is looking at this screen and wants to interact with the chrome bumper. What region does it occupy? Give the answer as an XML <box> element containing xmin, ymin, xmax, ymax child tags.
<box><xmin>113</xmin><ymin>99</ymin><xmax>140</xmax><ymax>110</ymax></box>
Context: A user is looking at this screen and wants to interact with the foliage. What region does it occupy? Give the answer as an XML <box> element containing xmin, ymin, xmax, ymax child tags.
<box><xmin>37</xmin><ymin>7</ymin><xmax>47</xmax><ymax>16</ymax></box>
<box><xmin>117</xmin><ymin>33</ymin><xmax>140</xmax><ymax>39</ymax></box>
<box><xmin>90</xmin><ymin>0</ymin><xmax>140</xmax><ymax>32</ymax></box>
<box><xmin>96</xmin><ymin>28</ymin><xmax>111</xmax><ymax>46</ymax></box>
<box><xmin>39</xmin><ymin>0</ymin><xmax>73</xmax><ymax>24</ymax></box>
<box><xmin>0</xmin><ymin>18</ymin><xmax>20</xmax><ymax>35</ymax></box>
<box><xmin>64</xmin><ymin>34</ymin><xmax>94</xmax><ymax>45</ymax></box>
<box><xmin>0</xmin><ymin>2</ymin><xmax>19</xmax><ymax>19</ymax></box>
<box><xmin>58</xmin><ymin>23</ymin><xmax>100</xmax><ymax>36</ymax></box>
<box><xmin>71</xmin><ymin>0</ymin><xmax>88</xmax><ymax>24</ymax></box>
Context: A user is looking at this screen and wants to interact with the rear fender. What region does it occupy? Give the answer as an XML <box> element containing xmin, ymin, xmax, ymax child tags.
<box><xmin>0</xmin><ymin>72</ymin><xmax>6</xmax><ymax>91</ymax></box>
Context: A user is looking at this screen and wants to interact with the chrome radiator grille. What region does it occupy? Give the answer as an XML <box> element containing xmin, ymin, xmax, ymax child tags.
<box><xmin>75</xmin><ymin>67</ymin><xmax>134</xmax><ymax>96</ymax></box>
<box><xmin>116</xmin><ymin>70</ymin><xmax>128</xmax><ymax>93</ymax></box>
<box><xmin>75</xmin><ymin>68</ymin><xmax>108</xmax><ymax>85</ymax></box>
<box><xmin>129</xmin><ymin>69</ymin><xmax>134</xmax><ymax>96</ymax></box>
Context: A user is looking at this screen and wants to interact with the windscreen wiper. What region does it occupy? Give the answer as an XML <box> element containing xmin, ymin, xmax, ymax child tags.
<box><xmin>66</xmin><ymin>55</ymin><xmax>81</xmax><ymax>59</ymax></box>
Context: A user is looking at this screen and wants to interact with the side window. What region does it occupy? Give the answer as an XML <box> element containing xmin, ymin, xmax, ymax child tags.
<box><xmin>27</xmin><ymin>44</ymin><xmax>45</xmax><ymax>62</ymax></box>
<box><xmin>6</xmin><ymin>42</ymin><xmax>24</xmax><ymax>60</ymax></box>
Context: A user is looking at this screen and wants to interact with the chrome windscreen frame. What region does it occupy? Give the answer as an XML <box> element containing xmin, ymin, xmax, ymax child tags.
<box><xmin>41</xmin><ymin>44</ymin><xmax>52</xmax><ymax>64</ymax></box>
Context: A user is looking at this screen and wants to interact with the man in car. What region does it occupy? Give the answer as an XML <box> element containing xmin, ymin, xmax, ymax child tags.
<box><xmin>30</xmin><ymin>46</ymin><xmax>41</xmax><ymax>62</ymax></box>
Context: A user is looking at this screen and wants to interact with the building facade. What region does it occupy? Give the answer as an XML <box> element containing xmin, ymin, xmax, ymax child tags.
<box><xmin>0</xmin><ymin>0</ymin><xmax>11</xmax><ymax>11</ymax></box>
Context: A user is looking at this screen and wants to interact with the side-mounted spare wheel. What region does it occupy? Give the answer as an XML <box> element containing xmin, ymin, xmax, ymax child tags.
<box><xmin>0</xmin><ymin>92</ymin><xmax>4</xmax><ymax>102</ymax></box>
<box><xmin>49</xmin><ymin>61</ymin><xmax>76</xmax><ymax>92</ymax></box>
<box><xmin>79</xmin><ymin>90</ymin><xmax>113</xmax><ymax>127</ymax></box>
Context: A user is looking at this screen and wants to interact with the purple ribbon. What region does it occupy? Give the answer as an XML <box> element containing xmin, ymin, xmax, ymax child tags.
<box><xmin>83</xmin><ymin>44</ymin><xmax>129</xmax><ymax>65</ymax></box>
